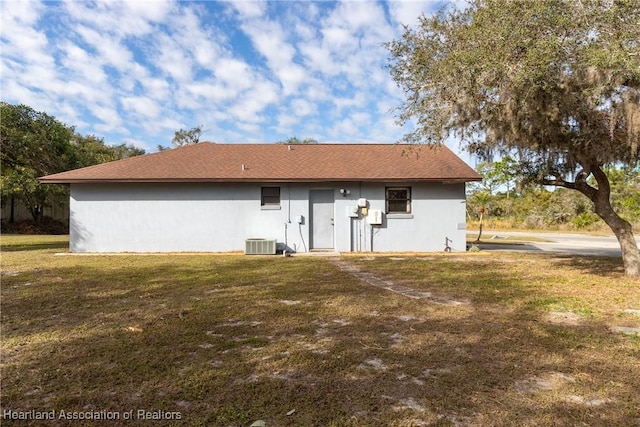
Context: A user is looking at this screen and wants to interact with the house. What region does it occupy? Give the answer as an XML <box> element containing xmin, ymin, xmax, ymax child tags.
<box><xmin>39</xmin><ymin>143</ymin><xmax>481</xmax><ymax>253</ymax></box>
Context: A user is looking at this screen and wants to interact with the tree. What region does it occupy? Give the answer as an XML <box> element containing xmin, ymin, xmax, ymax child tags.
<box><xmin>387</xmin><ymin>0</ymin><xmax>640</xmax><ymax>275</ymax></box>
<box><xmin>172</xmin><ymin>126</ymin><xmax>203</xmax><ymax>147</ymax></box>
<box><xmin>606</xmin><ymin>164</ymin><xmax>640</xmax><ymax>220</ymax></box>
<box><xmin>471</xmin><ymin>156</ymin><xmax>518</xmax><ymax>196</ymax></box>
<box><xmin>470</xmin><ymin>191</ymin><xmax>490</xmax><ymax>242</ymax></box>
<box><xmin>278</xmin><ymin>136</ymin><xmax>319</xmax><ymax>144</ymax></box>
<box><xmin>71</xmin><ymin>134</ymin><xmax>144</xmax><ymax>167</ymax></box>
<box><xmin>1</xmin><ymin>102</ymin><xmax>145</xmax><ymax>223</ymax></box>
<box><xmin>1</xmin><ymin>103</ymin><xmax>75</xmax><ymax>222</ymax></box>
<box><xmin>492</xmin><ymin>156</ymin><xmax>518</xmax><ymax>198</ymax></box>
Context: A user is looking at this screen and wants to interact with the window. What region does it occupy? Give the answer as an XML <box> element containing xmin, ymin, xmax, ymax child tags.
<box><xmin>386</xmin><ymin>187</ymin><xmax>411</xmax><ymax>214</ymax></box>
<box><xmin>261</xmin><ymin>187</ymin><xmax>280</xmax><ymax>207</ymax></box>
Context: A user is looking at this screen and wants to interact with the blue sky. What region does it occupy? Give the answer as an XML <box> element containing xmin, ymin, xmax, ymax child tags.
<box><xmin>1</xmin><ymin>0</ymin><xmax>467</xmax><ymax>155</ymax></box>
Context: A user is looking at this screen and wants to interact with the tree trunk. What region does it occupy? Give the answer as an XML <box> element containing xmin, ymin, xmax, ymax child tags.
<box><xmin>590</xmin><ymin>166</ymin><xmax>640</xmax><ymax>276</ymax></box>
<box><xmin>10</xmin><ymin>195</ymin><xmax>15</xmax><ymax>223</ymax></box>
<box><xmin>29</xmin><ymin>204</ymin><xmax>43</xmax><ymax>223</ymax></box>
<box><xmin>475</xmin><ymin>209</ymin><xmax>484</xmax><ymax>242</ymax></box>
<box><xmin>593</xmin><ymin>197</ymin><xmax>640</xmax><ymax>276</ymax></box>
<box><xmin>547</xmin><ymin>163</ymin><xmax>640</xmax><ymax>276</ymax></box>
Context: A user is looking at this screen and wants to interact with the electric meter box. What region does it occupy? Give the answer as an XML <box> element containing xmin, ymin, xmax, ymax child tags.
<box><xmin>368</xmin><ymin>209</ymin><xmax>383</xmax><ymax>225</ymax></box>
<box><xmin>347</xmin><ymin>206</ymin><xmax>359</xmax><ymax>218</ymax></box>
<box><xmin>357</xmin><ymin>198</ymin><xmax>367</xmax><ymax>208</ymax></box>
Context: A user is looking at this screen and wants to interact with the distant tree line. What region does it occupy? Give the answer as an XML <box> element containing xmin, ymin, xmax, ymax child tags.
<box><xmin>0</xmin><ymin>102</ymin><xmax>144</xmax><ymax>224</ymax></box>
<box><xmin>467</xmin><ymin>157</ymin><xmax>640</xmax><ymax>232</ymax></box>
<box><xmin>278</xmin><ymin>136</ymin><xmax>318</xmax><ymax>144</ymax></box>
<box><xmin>157</xmin><ymin>125</ymin><xmax>204</xmax><ymax>151</ymax></box>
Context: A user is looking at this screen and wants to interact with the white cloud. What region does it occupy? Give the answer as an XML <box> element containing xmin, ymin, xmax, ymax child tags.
<box><xmin>238</xmin><ymin>18</ymin><xmax>307</xmax><ymax>96</ymax></box>
<box><xmin>1</xmin><ymin>0</ymin><xmax>43</xmax><ymax>24</ymax></box>
<box><xmin>291</xmin><ymin>99</ymin><xmax>317</xmax><ymax>117</ymax></box>
<box><xmin>152</xmin><ymin>33</ymin><xmax>194</xmax><ymax>83</ymax></box>
<box><xmin>231</xmin><ymin>121</ymin><xmax>263</xmax><ymax>139</ymax></box>
<box><xmin>88</xmin><ymin>104</ymin><xmax>121</xmax><ymax>125</ymax></box>
<box><xmin>190</xmin><ymin>35</ymin><xmax>221</xmax><ymax>69</ymax></box>
<box><xmin>332</xmin><ymin>93</ymin><xmax>366</xmax><ymax>115</ymax></box>
<box><xmin>302</xmin><ymin>78</ymin><xmax>334</xmax><ymax>104</ymax></box>
<box><xmin>228</xmin><ymin>78</ymin><xmax>279</xmax><ymax>123</ymax></box>
<box><xmin>277</xmin><ymin>112</ymin><xmax>298</xmax><ymax>130</ymax></box>
<box><xmin>121</xmin><ymin>96</ymin><xmax>161</xmax><ymax>119</ymax></box>
<box><xmin>184</xmin><ymin>80</ymin><xmax>230</xmax><ymax>105</ymax></box>
<box><xmin>351</xmin><ymin>112</ymin><xmax>372</xmax><ymax>128</ymax></box>
<box><xmin>334</xmin><ymin>117</ymin><xmax>359</xmax><ymax>137</ymax></box>
<box><xmin>156</xmin><ymin>117</ymin><xmax>184</xmax><ymax>134</ymax></box>
<box><xmin>387</xmin><ymin>0</ymin><xmax>469</xmax><ymax>29</ymax></box>
<box><xmin>54</xmin><ymin>102</ymin><xmax>86</xmax><ymax>127</ymax></box>
<box><xmin>321</xmin><ymin>26</ymin><xmax>356</xmax><ymax>51</ymax></box>
<box><xmin>275</xmin><ymin>64</ymin><xmax>306</xmax><ymax>96</ymax></box>
<box><xmin>293</xmin><ymin>19</ymin><xmax>316</xmax><ymax>42</ymax></box>
<box><xmin>228</xmin><ymin>0</ymin><xmax>266</xmax><ymax>19</ymax></box>
<box><xmin>121</xmin><ymin>0</ymin><xmax>173</xmax><ymax>24</ymax></box>
<box><xmin>324</xmin><ymin>1</ymin><xmax>394</xmax><ymax>46</ymax></box>
<box><xmin>332</xmin><ymin>1</ymin><xmax>389</xmax><ymax>31</ymax></box>
<box><xmin>140</xmin><ymin>77</ymin><xmax>171</xmax><ymax>101</ymax></box>
<box><xmin>63</xmin><ymin>0</ymin><xmax>171</xmax><ymax>37</ymax></box>
<box><xmin>170</xmin><ymin>6</ymin><xmax>224</xmax><ymax>70</ymax></box>
<box><xmin>387</xmin><ymin>1</ymin><xmax>432</xmax><ymax>28</ymax></box>
<box><xmin>299</xmin><ymin>43</ymin><xmax>337</xmax><ymax>76</ymax></box>
<box><xmin>74</xmin><ymin>25</ymin><xmax>134</xmax><ymax>73</ymax></box>
<box><xmin>214</xmin><ymin>58</ymin><xmax>255</xmax><ymax>92</ymax></box>
<box><xmin>0</xmin><ymin>78</ymin><xmax>44</xmax><ymax>109</ymax></box>
<box><xmin>0</xmin><ymin>1</ymin><xmax>55</xmax><ymax>69</ymax></box>
<box><xmin>60</xmin><ymin>42</ymin><xmax>109</xmax><ymax>85</ymax></box>
<box><xmin>1</xmin><ymin>1</ymin><xmax>423</xmax><ymax>150</ymax></box>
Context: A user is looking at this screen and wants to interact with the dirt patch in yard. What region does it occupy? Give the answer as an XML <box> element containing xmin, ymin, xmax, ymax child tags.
<box><xmin>330</xmin><ymin>258</ymin><xmax>470</xmax><ymax>306</ymax></box>
<box><xmin>514</xmin><ymin>371</ymin><xmax>576</xmax><ymax>394</ymax></box>
<box><xmin>546</xmin><ymin>310</ymin><xmax>584</xmax><ymax>326</ymax></box>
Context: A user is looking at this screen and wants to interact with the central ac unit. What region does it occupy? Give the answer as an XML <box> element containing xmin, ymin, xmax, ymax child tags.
<box><xmin>245</xmin><ymin>238</ymin><xmax>277</xmax><ymax>255</ymax></box>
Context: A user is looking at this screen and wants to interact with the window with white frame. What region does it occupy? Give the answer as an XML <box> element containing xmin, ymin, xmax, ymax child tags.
<box><xmin>261</xmin><ymin>187</ymin><xmax>280</xmax><ymax>207</ymax></box>
<box><xmin>385</xmin><ymin>187</ymin><xmax>411</xmax><ymax>214</ymax></box>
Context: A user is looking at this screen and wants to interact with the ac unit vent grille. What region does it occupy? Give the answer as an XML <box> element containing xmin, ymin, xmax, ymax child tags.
<box><xmin>245</xmin><ymin>239</ymin><xmax>277</xmax><ymax>255</ymax></box>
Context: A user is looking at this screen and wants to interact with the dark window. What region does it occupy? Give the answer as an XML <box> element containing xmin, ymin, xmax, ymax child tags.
<box><xmin>386</xmin><ymin>187</ymin><xmax>411</xmax><ymax>213</ymax></box>
<box><xmin>261</xmin><ymin>187</ymin><xmax>280</xmax><ymax>206</ymax></box>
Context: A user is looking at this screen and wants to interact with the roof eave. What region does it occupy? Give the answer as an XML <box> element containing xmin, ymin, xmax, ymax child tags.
<box><xmin>40</xmin><ymin>177</ymin><xmax>483</xmax><ymax>184</ymax></box>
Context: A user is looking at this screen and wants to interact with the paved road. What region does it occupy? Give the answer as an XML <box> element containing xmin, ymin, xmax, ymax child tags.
<box><xmin>473</xmin><ymin>230</ymin><xmax>640</xmax><ymax>257</ymax></box>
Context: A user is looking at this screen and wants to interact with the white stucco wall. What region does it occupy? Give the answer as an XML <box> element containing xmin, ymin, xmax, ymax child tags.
<box><xmin>69</xmin><ymin>182</ymin><xmax>468</xmax><ymax>253</ymax></box>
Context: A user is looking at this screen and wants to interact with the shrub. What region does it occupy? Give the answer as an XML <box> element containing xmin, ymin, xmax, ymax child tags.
<box><xmin>1</xmin><ymin>217</ymin><xmax>69</xmax><ymax>235</ymax></box>
<box><xmin>571</xmin><ymin>212</ymin><xmax>601</xmax><ymax>230</ymax></box>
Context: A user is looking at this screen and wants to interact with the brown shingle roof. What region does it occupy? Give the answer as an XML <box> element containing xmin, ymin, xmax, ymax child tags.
<box><xmin>39</xmin><ymin>142</ymin><xmax>481</xmax><ymax>184</ymax></box>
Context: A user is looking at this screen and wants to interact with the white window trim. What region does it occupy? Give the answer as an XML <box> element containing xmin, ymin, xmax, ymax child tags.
<box><xmin>386</xmin><ymin>213</ymin><xmax>414</xmax><ymax>219</ymax></box>
<box><xmin>261</xmin><ymin>186</ymin><xmax>281</xmax><ymax>209</ymax></box>
<box><xmin>385</xmin><ymin>186</ymin><xmax>412</xmax><ymax>214</ymax></box>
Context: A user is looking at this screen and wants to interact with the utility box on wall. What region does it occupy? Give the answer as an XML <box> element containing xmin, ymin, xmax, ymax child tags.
<box><xmin>347</xmin><ymin>206</ymin><xmax>359</xmax><ymax>218</ymax></box>
<box><xmin>368</xmin><ymin>209</ymin><xmax>383</xmax><ymax>225</ymax></box>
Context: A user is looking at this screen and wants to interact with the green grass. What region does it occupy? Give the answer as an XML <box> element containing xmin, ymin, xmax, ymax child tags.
<box><xmin>2</xmin><ymin>235</ymin><xmax>640</xmax><ymax>426</ymax></box>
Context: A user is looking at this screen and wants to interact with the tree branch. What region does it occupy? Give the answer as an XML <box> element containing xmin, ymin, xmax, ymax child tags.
<box><xmin>542</xmin><ymin>168</ymin><xmax>599</xmax><ymax>202</ymax></box>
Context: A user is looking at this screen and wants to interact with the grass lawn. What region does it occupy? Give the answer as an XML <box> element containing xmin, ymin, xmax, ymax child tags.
<box><xmin>1</xmin><ymin>235</ymin><xmax>639</xmax><ymax>426</ymax></box>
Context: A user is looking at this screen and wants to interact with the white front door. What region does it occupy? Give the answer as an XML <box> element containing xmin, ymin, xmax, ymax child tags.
<box><xmin>310</xmin><ymin>190</ymin><xmax>334</xmax><ymax>249</ymax></box>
